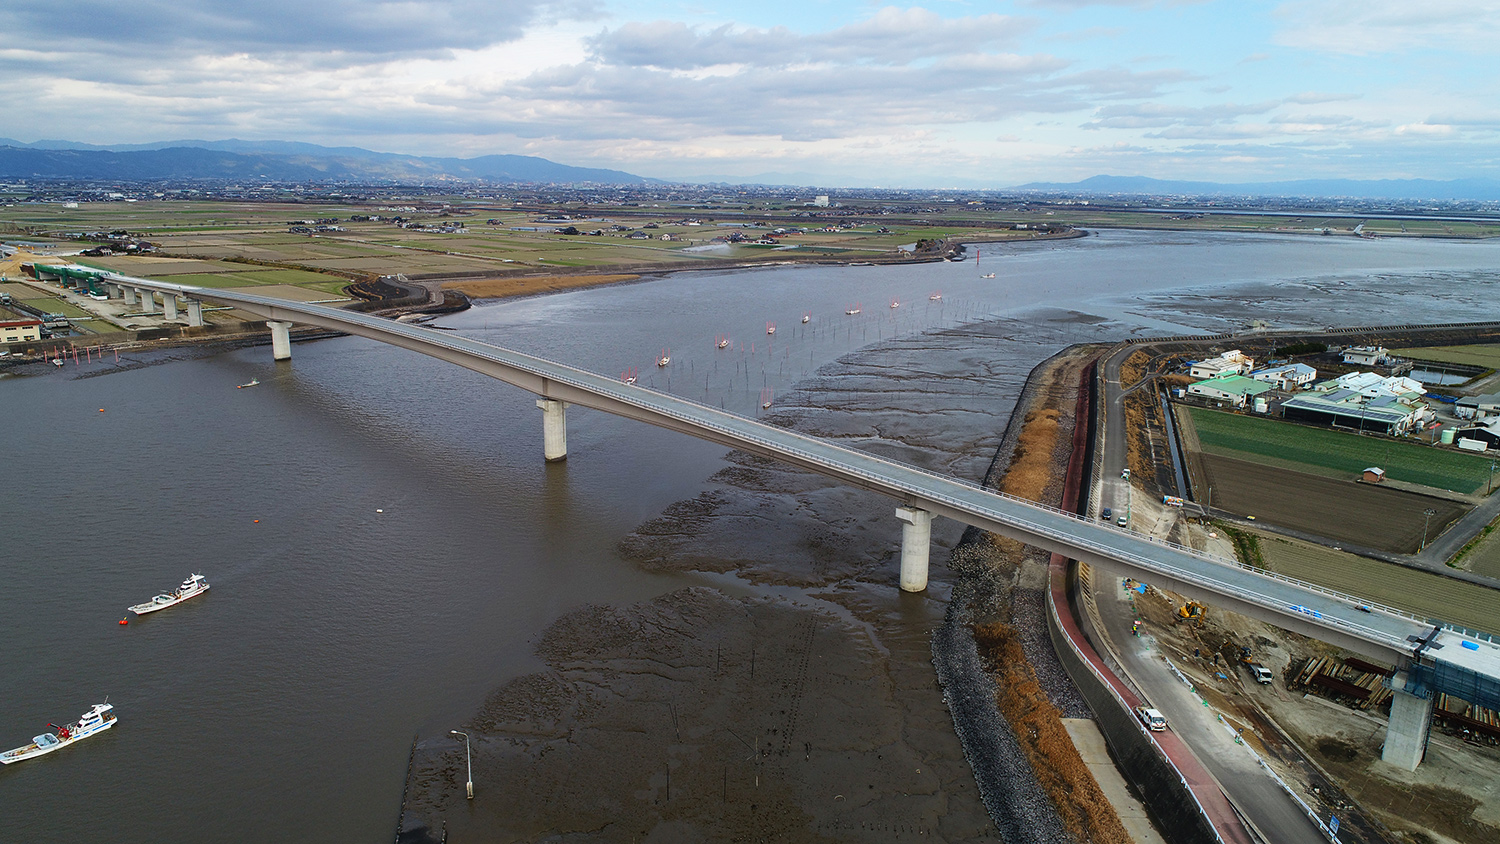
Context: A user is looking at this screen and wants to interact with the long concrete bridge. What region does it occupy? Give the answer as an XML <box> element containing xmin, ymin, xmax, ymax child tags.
<box><xmin>96</xmin><ymin>271</ymin><xmax>1500</xmax><ymax>771</ymax></box>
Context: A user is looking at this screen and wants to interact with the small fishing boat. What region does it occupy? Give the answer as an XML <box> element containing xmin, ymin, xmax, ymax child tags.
<box><xmin>128</xmin><ymin>573</ymin><xmax>209</xmax><ymax>616</ymax></box>
<box><xmin>622</xmin><ymin>366</ymin><xmax>638</xmax><ymax>385</ymax></box>
<box><xmin>236</xmin><ymin>378</ymin><xmax>259</xmax><ymax>389</ymax></box>
<box><xmin>801</xmin><ymin>314</ymin><xmax>810</xmax><ymax>324</ymax></box>
<box><xmin>52</xmin><ymin>358</ymin><xmax>65</xmax><ymax>367</ymax></box>
<box><xmin>766</xmin><ymin>322</ymin><xmax>776</xmax><ymax>335</ymax></box>
<box><xmin>656</xmin><ymin>349</ymin><xmax>671</xmax><ymax>367</ymax></box>
<box><xmin>890</xmin><ymin>300</ymin><xmax>900</xmax><ymax>309</ymax></box>
<box><xmin>760</xmin><ymin>387</ymin><xmax>773</xmax><ymax>410</ymax></box>
<box><xmin>716</xmin><ymin>337</ymin><xmax>730</xmax><ymax>349</ymax></box>
<box><xmin>981</xmin><ymin>273</ymin><xmax>996</xmax><ymax>279</ymax></box>
<box><xmin>929</xmin><ymin>292</ymin><xmax>942</xmax><ymax>301</ymax></box>
<box><xmin>1</xmin><ymin>703</ymin><xmax>116</xmax><ymax>765</ymax></box>
<box><xmin>845</xmin><ymin>304</ymin><xmax>862</xmax><ymax>315</ymax></box>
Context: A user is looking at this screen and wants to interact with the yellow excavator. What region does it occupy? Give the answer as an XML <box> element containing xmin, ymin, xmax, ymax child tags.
<box><xmin>1177</xmin><ymin>601</ymin><xmax>1207</xmax><ymax>624</ymax></box>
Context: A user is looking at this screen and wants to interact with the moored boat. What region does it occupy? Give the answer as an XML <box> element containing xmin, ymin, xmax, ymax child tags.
<box><xmin>237</xmin><ymin>378</ymin><xmax>259</xmax><ymax>389</ymax></box>
<box><xmin>1</xmin><ymin>703</ymin><xmax>116</xmax><ymax>765</ymax></box>
<box><xmin>128</xmin><ymin>573</ymin><xmax>209</xmax><ymax>616</ymax></box>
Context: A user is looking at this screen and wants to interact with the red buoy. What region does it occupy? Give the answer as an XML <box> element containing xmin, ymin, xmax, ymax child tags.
<box><xmin>119</xmin><ymin>618</ymin><xmax>128</xmax><ymax>625</ymax></box>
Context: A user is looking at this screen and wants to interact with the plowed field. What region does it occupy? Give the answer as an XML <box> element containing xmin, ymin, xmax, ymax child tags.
<box><xmin>1200</xmin><ymin>454</ymin><xmax>1467</xmax><ymax>553</ymax></box>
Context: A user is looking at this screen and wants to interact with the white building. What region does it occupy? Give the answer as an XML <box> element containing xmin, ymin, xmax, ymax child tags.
<box><xmin>1329</xmin><ymin>371</ymin><xmax>1425</xmax><ymax>398</ymax></box>
<box><xmin>1341</xmin><ymin>345</ymin><xmax>1387</xmax><ymax>366</ymax></box>
<box><xmin>1250</xmin><ymin>363</ymin><xmax>1317</xmax><ymax>390</ymax></box>
<box><xmin>1189</xmin><ymin>349</ymin><xmax>1255</xmax><ymax>379</ymax></box>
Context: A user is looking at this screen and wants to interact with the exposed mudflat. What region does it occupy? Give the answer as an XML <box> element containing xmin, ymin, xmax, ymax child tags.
<box><xmin>401</xmin><ymin>314</ymin><xmax>1126</xmax><ymax>843</ymax></box>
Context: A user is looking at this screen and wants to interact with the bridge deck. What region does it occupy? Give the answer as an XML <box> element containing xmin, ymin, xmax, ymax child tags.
<box><xmin>108</xmin><ymin>273</ymin><xmax>1500</xmax><ymax>679</ymax></box>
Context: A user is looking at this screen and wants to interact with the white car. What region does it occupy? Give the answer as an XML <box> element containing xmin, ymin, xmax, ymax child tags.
<box><xmin>1121</xmin><ymin>468</ymin><xmax>1131</xmax><ymax>480</ymax></box>
<box><xmin>1135</xmin><ymin>706</ymin><xmax>1167</xmax><ymax>732</ymax></box>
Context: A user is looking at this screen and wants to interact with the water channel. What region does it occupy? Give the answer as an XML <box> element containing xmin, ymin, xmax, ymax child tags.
<box><xmin>3</xmin><ymin>230</ymin><xmax>1499</xmax><ymax>841</ymax></box>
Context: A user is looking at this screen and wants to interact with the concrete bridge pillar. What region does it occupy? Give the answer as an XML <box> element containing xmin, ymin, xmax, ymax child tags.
<box><xmin>105</xmin><ymin>282</ymin><xmax>121</xmax><ymax>299</ymax></box>
<box><xmin>121</xmin><ymin>286</ymin><xmax>137</xmax><ymax>305</ymax></box>
<box><xmin>1382</xmin><ymin>670</ymin><xmax>1433</xmax><ymax>771</ymax></box>
<box><xmin>137</xmin><ymin>288</ymin><xmax>153</xmax><ymax>311</ymax></box>
<box><xmin>268</xmin><ymin>320</ymin><xmax>293</xmax><ymax>361</ymax></box>
<box><xmin>162</xmin><ymin>295</ymin><xmax>180</xmax><ymax>320</ymax></box>
<box><xmin>186</xmin><ymin>299</ymin><xmax>204</xmax><ymax>327</ymax></box>
<box><xmin>536</xmin><ymin>399</ymin><xmax>569</xmax><ymax>462</ymax></box>
<box><xmin>896</xmin><ymin>506</ymin><xmax>933</xmax><ymax>592</ymax></box>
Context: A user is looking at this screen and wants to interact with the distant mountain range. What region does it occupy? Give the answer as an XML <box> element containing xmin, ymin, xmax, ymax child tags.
<box><xmin>0</xmin><ymin>138</ymin><xmax>649</xmax><ymax>185</ymax></box>
<box><xmin>1011</xmin><ymin>174</ymin><xmax>1500</xmax><ymax>202</ymax></box>
<box><xmin>1</xmin><ymin>139</ymin><xmax>1496</xmax><ymax>200</ymax></box>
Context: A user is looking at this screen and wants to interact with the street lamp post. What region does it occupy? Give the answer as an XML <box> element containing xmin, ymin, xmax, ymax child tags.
<box><xmin>1421</xmin><ymin>508</ymin><xmax>1437</xmax><ymax>551</ymax></box>
<box><xmin>450</xmin><ymin>730</ymin><xmax>473</xmax><ymax>799</ymax></box>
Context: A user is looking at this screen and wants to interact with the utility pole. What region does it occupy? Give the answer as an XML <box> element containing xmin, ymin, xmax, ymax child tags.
<box><xmin>1421</xmin><ymin>508</ymin><xmax>1437</xmax><ymax>551</ymax></box>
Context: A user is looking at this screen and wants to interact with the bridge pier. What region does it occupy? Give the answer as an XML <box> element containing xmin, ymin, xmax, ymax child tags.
<box><xmin>122</xmin><ymin>286</ymin><xmax>138</xmax><ymax>305</ymax></box>
<box><xmin>163</xmin><ymin>295</ymin><xmax>180</xmax><ymax>321</ymax></box>
<box><xmin>186</xmin><ymin>299</ymin><xmax>204</xmax><ymax>327</ymax></box>
<box><xmin>105</xmin><ymin>282</ymin><xmax>121</xmax><ymax>299</ymax></box>
<box><xmin>536</xmin><ymin>399</ymin><xmax>569</xmax><ymax>462</ymax></box>
<box><xmin>268</xmin><ymin>320</ymin><xmax>293</xmax><ymax>360</ymax></box>
<box><xmin>138</xmin><ymin>288</ymin><xmax>155</xmax><ymax>313</ymax></box>
<box><xmin>896</xmin><ymin>506</ymin><xmax>933</xmax><ymax>592</ymax></box>
<box><xmin>1382</xmin><ymin>670</ymin><xmax>1433</xmax><ymax>771</ymax></box>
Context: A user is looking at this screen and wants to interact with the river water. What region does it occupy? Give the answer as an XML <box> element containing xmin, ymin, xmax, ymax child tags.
<box><xmin>3</xmin><ymin>230</ymin><xmax>1499</xmax><ymax>842</ymax></box>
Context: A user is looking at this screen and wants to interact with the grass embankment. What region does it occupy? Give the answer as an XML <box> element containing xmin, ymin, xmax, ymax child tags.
<box><xmin>1187</xmin><ymin>406</ymin><xmax>1491</xmax><ymax>493</ymax></box>
<box><xmin>442</xmin><ymin>274</ymin><xmax>639</xmax><ymax>299</ymax></box>
<box><xmin>1394</xmin><ymin>344</ymin><xmax>1500</xmax><ymax>370</ymax></box>
<box><xmin>968</xmin><ymin>365</ymin><xmax>1133</xmax><ymax>844</ymax></box>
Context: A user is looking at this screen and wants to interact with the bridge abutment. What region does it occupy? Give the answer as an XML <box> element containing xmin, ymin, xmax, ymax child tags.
<box><xmin>268</xmin><ymin>320</ymin><xmax>293</xmax><ymax>360</ymax></box>
<box><xmin>1382</xmin><ymin>670</ymin><xmax>1433</xmax><ymax>771</ymax></box>
<box><xmin>536</xmin><ymin>399</ymin><xmax>569</xmax><ymax>461</ymax></box>
<box><xmin>896</xmin><ymin>506</ymin><xmax>933</xmax><ymax>592</ymax></box>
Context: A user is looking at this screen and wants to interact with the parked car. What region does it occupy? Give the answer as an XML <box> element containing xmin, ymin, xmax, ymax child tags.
<box><xmin>1135</xmin><ymin>706</ymin><xmax>1167</xmax><ymax>731</ymax></box>
<box><xmin>1121</xmin><ymin>468</ymin><xmax>1131</xmax><ymax>479</ymax></box>
<box><xmin>1116</xmin><ymin>514</ymin><xmax>1128</xmax><ymax>527</ymax></box>
<box><xmin>1101</xmin><ymin>507</ymin><xmax>1113</xmax><ymax>519</ymax></box>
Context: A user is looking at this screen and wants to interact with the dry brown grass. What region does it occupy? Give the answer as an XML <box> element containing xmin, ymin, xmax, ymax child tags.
<box><xmin>974</xmin><ymin>621</ymin><xmax>1134</xmax><ymax>844</ymax></box>
<box><xmin>1118</xmin><ymin>349</ymin><xmax>1151</xmax><ymax>389</ymax></box>
<box><xmin>1123</xmin><ymin>392</ymin><xmax>1155</xmax><ymax>483</ymax></box>
<box><xmin>442</xmin><ymin>273</ymin><xmax>638</xmax><ymax>299</ymax></box>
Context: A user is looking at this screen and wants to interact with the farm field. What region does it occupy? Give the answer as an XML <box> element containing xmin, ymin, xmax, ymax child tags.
<box><xmin>1185</xmin><ymin>406</ymin><xmax>1491</xmax><ymax>493</ymax></box>
<box><xmin>1455</xmin><ymin>516</ymin><xmax>1500</xmax><ymax>581</ymax></box>
<box><xmin>1199</xmin><ymin>454</ymin><xmax>1466</xmax><ymax>553</ymax></box>
<box><xmin>1254</xmin><ymin>532</ymin><xmax>1500</xmax><ymax>635</ymax></box>
<box><xmin>1392</xmin><ymin>344</ymin><xmax>1500</xmax><ymax>371</ymax></box>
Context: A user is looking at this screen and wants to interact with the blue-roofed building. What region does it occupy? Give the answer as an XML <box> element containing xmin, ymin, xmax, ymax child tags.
<box><xmin>1281</xmin><ymin>385</ymin><xmax>1433</xmax><ymax>435</ymax></box>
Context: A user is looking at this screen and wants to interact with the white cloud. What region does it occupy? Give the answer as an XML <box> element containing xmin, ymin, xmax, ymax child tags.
<box><xmin>1272</xmin><ymin>1</ymin><xmax>1500</xmax><ymax>55</ymax></box>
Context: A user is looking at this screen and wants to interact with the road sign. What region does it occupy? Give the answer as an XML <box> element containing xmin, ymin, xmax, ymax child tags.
<box><xmin>1329</xmin><ymin>815</ymin><xmax>1339</xmax><ymax>835</ymax></box>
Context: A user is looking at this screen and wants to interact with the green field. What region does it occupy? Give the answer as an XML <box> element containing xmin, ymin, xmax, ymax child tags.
<box><xmin>1186</xmin><ymin>406</ymin><xmax>1492</xmax><ymax>493</ymax></box>
<box><xmin>1256</xmin><ymin>533</ymin><xmax>1500</xmax><ymax>635</ymax></box>
<box><xmin>1393</xmin><ymin>344</ymin><xmax>1500</xmax><ymax>370</ymax></box>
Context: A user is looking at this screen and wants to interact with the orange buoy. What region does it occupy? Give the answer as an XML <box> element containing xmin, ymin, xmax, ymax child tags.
<box><xmin>99</xmin><ymin>408</ymin><xmax>105</xmax><ymax>412</ymax></box>
<box><xmin>119</xmin><ymin>618</ymin><xmax>128</xmax><ymax>625</ymax></box>
<box><xmin>254</xmin><ymin>519</ymin><xmax>260</xmax><ymax>523</ymax></box>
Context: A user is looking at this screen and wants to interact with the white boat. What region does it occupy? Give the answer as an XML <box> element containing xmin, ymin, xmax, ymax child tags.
<box><xmin>52</xmin><ymin>358</ymin><xmax>65</xmax><ymax>367</ymax></box>
<box><xmin>766</xmin><ymin>322</ymin><xmax>776</xmax><ymax>335</ymax></box>
<box><xmin>890</xmin><ymin>300</ymin><xmax>900</xmax><ymax>309</ymax></box>
<box><xmin>981</xmin><ymin>273</ymin><xmax>996</xmax><ymax>279</ymax></box>
<box><xmin>1</xmin><ymin>703</ymin><xmax>116</xmax><ymax>765</ymax></box>
<box><xmin>929</xmin><ymin>293</ymin><xmax>942</xmax><ymax>301</ymax></box>
<box><xmin>128</xmin><ymin>573</ymin><xmax>209</xmax><ymax>616</ymax></box>
<box><xmin>801</xmin><ymin>315</ymin><xmax>810</xmax><ymax>324</ymax></box>
<box><xmin>236</xmin><ymin>378</ymin><xmax>259</xmax><ymax>389</ymax></box>
<box><xmin>717</xmin><ymin>338</ymin><xmax>730</xmax><ymax>349</ymax></box>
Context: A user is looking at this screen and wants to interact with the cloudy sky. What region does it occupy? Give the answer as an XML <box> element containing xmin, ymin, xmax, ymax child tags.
<box><xmin>3</xmin><ymin>1</ymin><xmax>1497</xmax><ymax>186</ymax></box>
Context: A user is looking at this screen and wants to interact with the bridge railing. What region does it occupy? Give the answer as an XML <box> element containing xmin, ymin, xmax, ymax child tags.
<box><xmin>137</xmin><ymin>280</ymin><xmax>1450</xmax><ymax>651</ymax></box>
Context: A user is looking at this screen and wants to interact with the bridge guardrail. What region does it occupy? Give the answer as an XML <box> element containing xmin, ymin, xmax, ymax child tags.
<box><xmin>119</xmin><ymin>275</ymin><xmax>1464</xmax><ymax>654</ymax></box>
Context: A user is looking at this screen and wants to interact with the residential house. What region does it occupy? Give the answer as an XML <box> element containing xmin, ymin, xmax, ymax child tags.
<box><xmin>1341</xmin><ymin>345</ymin><xmax>1388</xmax><ymax>366</ymax></box>
<box><xmin>1250</xmin><ymin>363</ymin><xmax>1317</xmax><ymax>390</ymax></box>
<box><xmin>1189</xmin><ymin>349</ymin><xmax>1256</xmax><ymax>379</ymax></box>
<box><xmin>1186</xmin><ymin>374</ymin><xmax>1275</xmax><ymax>408</ymax></box>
